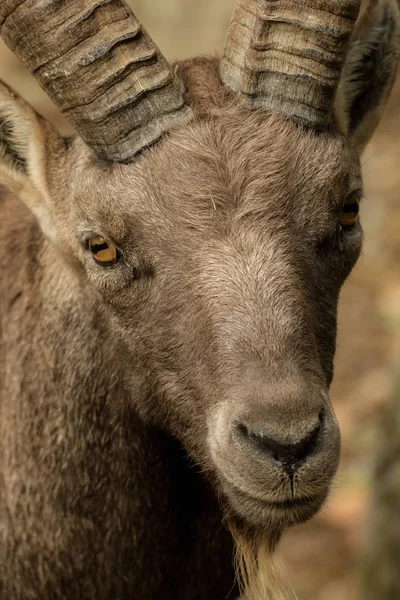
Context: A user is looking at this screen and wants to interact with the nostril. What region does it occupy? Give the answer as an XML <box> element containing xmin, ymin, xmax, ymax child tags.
<box><xmin>236</xmin><ymin>416</ymin><xmax>323</xmax><ymax>470</ymax></box>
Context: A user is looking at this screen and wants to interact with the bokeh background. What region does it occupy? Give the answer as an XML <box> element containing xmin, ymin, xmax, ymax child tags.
<box><xmin>1</xmin><ymin>2</ymin><xmax>399</xmax><ymax>599</ymax></box>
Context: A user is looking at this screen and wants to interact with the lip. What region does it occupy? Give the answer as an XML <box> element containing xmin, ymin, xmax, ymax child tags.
<box><xmin>222</xmin><ymin>478</ymin><xmax>327</xmax><ymax>528</ymax></box>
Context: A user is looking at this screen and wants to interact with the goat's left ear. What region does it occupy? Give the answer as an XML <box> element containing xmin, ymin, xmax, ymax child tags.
<box><xmin>335</xmin><ymin>0</ymin><xmax>400</xmax><ymax>152</ymax></box>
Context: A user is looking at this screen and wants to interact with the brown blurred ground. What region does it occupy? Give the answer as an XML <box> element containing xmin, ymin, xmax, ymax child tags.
<box><xmin>1</xmin><ymin>2</ymin><xmax>399</xmax><ymax>599</ymax></box>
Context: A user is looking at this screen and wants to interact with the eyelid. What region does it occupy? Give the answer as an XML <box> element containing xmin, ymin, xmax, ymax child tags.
<box><xmin>79</xmin><ymin>233</ymin><xmax>119</xmax><ymax>255</ymax></box>
<box><xmin>347</xmin><ymin>189</ymin><xmax>363</xmax><ymax>203</ymax></box>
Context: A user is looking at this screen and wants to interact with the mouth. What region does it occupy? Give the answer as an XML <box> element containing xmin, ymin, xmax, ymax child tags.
<box><xmin>222</xmin><ymin>479</ymin><xmax>327</xmax><ymax>530</ymax></box>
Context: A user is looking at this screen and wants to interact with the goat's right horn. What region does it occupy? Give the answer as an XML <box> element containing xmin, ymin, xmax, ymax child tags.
<box><xmin>220</xmin><ymin>0</ymin><xmax>360</xmax><ymax>129</ymax></box>
<box><xmin>0</xmin><ymin>1</ymin><xmax>192</xmax><ymax>163</ymax></box>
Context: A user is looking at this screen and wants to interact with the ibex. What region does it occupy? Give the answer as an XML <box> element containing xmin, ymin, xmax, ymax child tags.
<box><xmin>0</xmin><ymin>1</ymin><xmax>399</xmax><ymax>599</ymax></box>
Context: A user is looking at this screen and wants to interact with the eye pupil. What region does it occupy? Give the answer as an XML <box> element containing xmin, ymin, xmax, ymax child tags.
<box><xmin>340</xmin><ymin>199</ymin><xmax>360</xmax><ymax>228</ymax></box>
<box><xmin>342</xmin><ymin>202</ymin><xmax>359</xmax><ymax>214</ymax></box>
<box><xmin>88</xmin><ymin>237</ymin><xmax>119</xmax><ymax>265</ymax></box>
<box><xmin>91</xmin><ymin>241</ymin><xmax>109</xmax><ymax>253</ymax></box>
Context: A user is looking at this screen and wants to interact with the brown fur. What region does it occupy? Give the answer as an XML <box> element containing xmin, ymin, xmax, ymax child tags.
<box><xmin>0</xmin><ymin>3</ymin><xmax>399</xmax><ymax>599</ymax></box>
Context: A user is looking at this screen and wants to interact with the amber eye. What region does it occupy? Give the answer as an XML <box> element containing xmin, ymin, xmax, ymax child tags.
<box><xmin>340</xmin><ymin>200</ymin><xmax>360</xmax><ymax>228</ymax></box>
<box><xmin>88</xmin><ymin>237</ymin><xmax>119</xmax><ymax>265</ymax></box>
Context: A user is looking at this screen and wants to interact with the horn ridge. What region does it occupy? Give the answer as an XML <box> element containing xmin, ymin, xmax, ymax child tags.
<box><xmin>0</xmin><ymin>0</ymin><xmax>192</xmax><ymax>162</ymax></box>
<box><xmin>220</xmin><ymin>0</ymin><xmax>360</xmax><ymax>128</ymax></box>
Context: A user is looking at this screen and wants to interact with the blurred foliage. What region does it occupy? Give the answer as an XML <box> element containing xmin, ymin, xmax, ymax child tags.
<box><xmin>363</xmin><ymin>358</ymin><xmax>400</xmax><ymax>600</ymax></box>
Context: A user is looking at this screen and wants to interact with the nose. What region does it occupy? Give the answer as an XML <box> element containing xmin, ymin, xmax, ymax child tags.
<box><xmin>237</xmin><ymin>410</ymin><xmax>324</xmax><ymax>472</ymax></box>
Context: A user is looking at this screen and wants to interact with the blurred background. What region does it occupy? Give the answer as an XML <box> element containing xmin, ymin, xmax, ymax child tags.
<box><xmin>1</xmin><ymin>2</ymin><xmax>399</xmax><ymax>599</ymax></box>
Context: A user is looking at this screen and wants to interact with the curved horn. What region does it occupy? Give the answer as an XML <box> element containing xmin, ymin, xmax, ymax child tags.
<box><xmin>0</xmin><ymin>1</ymin><xmax>192</xmax><ymax>162</ymax></box>
<box><xmin>220</xmin><ymin>0</ymin><xmax>360</xmax><ymax>128</ymax></box>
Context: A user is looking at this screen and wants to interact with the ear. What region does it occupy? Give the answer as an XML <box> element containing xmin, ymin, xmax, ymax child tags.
<box><xmin>0</xmin><ymin>81</ymin><xmax>68</xmax><ymax>240</ymax></box>
<box><xmin>335</xmin><ymin>0</ymin><xmax>400</xmax><ymax>151</ymax></box>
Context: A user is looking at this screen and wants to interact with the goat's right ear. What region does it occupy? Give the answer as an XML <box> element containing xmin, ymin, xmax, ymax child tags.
<box><xmin>1</xmin><ymin>82</ymin><xmax>47</xmax><ymax>193</ymax></box>
<box><xmin>0</xmin><ymin>81</ymin><xmax>68</xmax><ymax>236</ymax></box>
<box><xmin>335</xmin><ymin>0</ymin><xmax>400</xmax><ymax>152</ymax></box>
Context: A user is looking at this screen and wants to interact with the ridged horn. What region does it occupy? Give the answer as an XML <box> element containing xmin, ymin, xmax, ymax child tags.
<box><xmin>0</xmin><ymin>0</ymin><xmax>192</xmax><ymax>162</ymax></box>
<box><xmin>220</xmin><ymin>0</ymin><xmax>360</xmax><ymax>128</ymax></box>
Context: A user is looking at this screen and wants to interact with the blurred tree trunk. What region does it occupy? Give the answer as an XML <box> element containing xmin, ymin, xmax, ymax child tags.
<box><xmin>363</xmin><ymin>355</ymin><xmax>400</xmax><ymax>600</ymax></box>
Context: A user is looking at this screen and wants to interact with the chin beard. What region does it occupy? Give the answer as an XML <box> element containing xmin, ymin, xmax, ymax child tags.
<box><xmin>226</xmin><ymin>515</ymin><xmax>294</xmax><ymax>600</ymax></box>
<box><xmin>222</xmin><ymin>491</ymin><xmax>320</xmax><ymax>600</ymax></box>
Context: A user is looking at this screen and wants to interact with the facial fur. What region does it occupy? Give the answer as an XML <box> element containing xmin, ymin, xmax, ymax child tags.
<box><xmin>26</xmin><ymin>60</ymin><xmax>361</xmax><ymax>542</ymax></box>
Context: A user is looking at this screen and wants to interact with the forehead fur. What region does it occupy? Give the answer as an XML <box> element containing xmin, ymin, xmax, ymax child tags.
<box><xmin>71</xmin><ymin>58</ymin><xmax>359</xmax><ymax>240</ymax></box>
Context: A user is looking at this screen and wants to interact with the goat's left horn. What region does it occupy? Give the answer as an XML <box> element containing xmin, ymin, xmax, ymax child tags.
<box><xmin>220</xmin><ymin>0</ymin><xmax>360</xmax><ymax>129</ymax></box>
<box><xmin>0</xmin><ymin>1</ymin><xmax>192</xmax><ymax>162</ymax></box>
